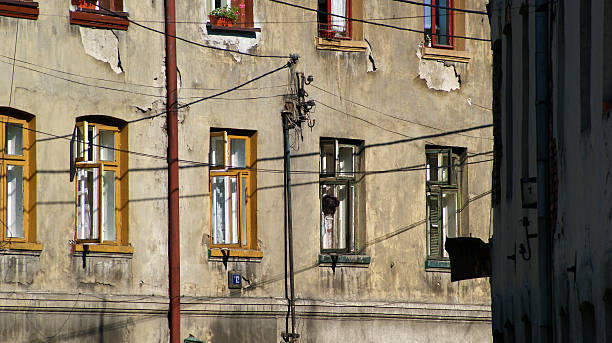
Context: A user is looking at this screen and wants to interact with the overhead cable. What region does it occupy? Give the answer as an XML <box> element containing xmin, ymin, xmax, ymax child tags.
<box><xmin>267</xmin><ymin>0</ymin><xmax>491</xmax><ymax>42</ymax></box>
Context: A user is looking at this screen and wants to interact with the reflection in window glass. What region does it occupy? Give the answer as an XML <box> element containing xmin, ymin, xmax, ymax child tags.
<box><xmin>442</xmin><ymin>191</ymin><xmax>457</xmax><ymax>240</ymax></box>
<box><xmin>210</xmin><ymin>135</ymin><xmax>225</xmax><ymax>168</ymax></box>
<box><xmin>241</xmin><ymin>176</ymin><xmax>247</xmax><ymax>246</ymax></box>
<box><xmin>6</xmin><ymin>165</ymin><xmax>24</xmax><ymax>238</ymax></box>
<box><xmin>230</xmin><ymin>176</ymin><xmax>238</xmax><ymax>244</ymax></box>
<box><xmin>436</xmin><ymin>0</ymin><xmax>450</xmax><ymax>46</ymax></box>
<box><xmin>102</xmin><ymin>170</ymin><xmax>116</xmax><ymax>241</ymax></box>
<box><xmin>338</xmin><ymin>146</ymin><xmax>354</xmax><ymax>177</ymax></box>
<box><xmin>99</xmin><ymin>130</ymin><xmax>115</xmax><ymax>161</ymax></box>
<box><xmin>5</xmin><ymin>123</ymin><xmax>23</xmax><ymax>156</ymax></box>
<box><xmin>76</xmin><ymin>168</ymin><xmax>99</xmax><ymax>240</ymax></box>
<box><xmin>320</xmin><ymin>141</ymin><xmax>335</xmax><ymax>175</ymax></box>
<box><xmin>211</xmin><ymin>176</ymin><xmax>230</xmax><ymax>244</ymax></box>
<box><xmin>230</xmin><ymin>139</ymin><xmax>246</xmax><ymax>168</ymax></box>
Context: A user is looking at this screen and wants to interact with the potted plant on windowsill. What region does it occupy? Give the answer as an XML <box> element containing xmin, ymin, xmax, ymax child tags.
<box><xmin>209</xmin><ymin>6</ymin><xmax>239</xmax><ymax>27</ymax></box>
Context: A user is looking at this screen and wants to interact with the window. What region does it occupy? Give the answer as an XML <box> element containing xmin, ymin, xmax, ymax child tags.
<box><xmin>73</xmin><ymin>118</ymin><xmax>130</xmax><ymax>253</ymax></box>
<box><xmin>0</xmin><ymin>0</ymin><xmax>39</xmax><ymax>20</ymax></box>
<box><xmin>318</xmin><ymin>0</ymin><xmax>352</xmax><ymax>39</ymax></box>
<box><xmin>319</xmin><ymin>139</ymin><xmax>363</xmax><ymax>254</ymax></box>
<box><xmin>424</xmin><ymin>0</ymin><xmax>454</xmax><ymax>48</ymax></box>
<box><xmin>208</xmin><ymin>0</ymin><xmax>257</xmax><ymax>30</ymax></box>
<box><xmin>70</xmin><ymin>0</ymin><xmax>128</xmax><ymax>30</ymax></box>
<box><xmin>426</xmin><ymin>147</ymin><xmax>466</xmax><ymax>261</ymax></box>
<box><xmin>0</xmin><ymin>112</ymin><xmax>38</xmax><ymax>250</ymax></box>
<box><xmin>209</xmin><ymin>130</ymin><xmax>258</xmax><ymax>256</ymax></box>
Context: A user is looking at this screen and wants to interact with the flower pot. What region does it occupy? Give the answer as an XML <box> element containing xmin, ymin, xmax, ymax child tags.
<box><xmin>209</xmin><ymin>15</ymin><xmax>234</xmax><ymax>27</ymax></box>
<box><xmin>320</xmin><ymin>30</ymin><xmax>335</xmax><ymax>39</ymax></box>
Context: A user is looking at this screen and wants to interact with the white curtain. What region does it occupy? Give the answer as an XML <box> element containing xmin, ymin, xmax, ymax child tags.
<box><xmin>330</xmin><ymin>0</ymin><xmax>347</xmax><ymax>33</ymax></box>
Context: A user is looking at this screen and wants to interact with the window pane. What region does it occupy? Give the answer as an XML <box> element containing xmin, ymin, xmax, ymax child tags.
<box><xmin>211</xmin><ymin>176</ymin><xmax>230</xmax><ymax>244</ymax></box>
<box><xmin>426</xmin><ymin>152</ymin><xmax>449</xmax><ymax>183</ymax></box>
<box><xmin>427</xmin><ymin>193</ymin><xmax>441</xmax><ymax>256</ymax></box>
<box><xmin>424</xmin><ymin>0</ymin><xmax>432</xmax><ymax>30</ymax></box>
<box><xmin>76</xmin><ymin>168</ymin><xmax>99</xmax><ymax>240</ymax></box>
<box><xmin>442</xmin><ymin>191</ymin><xmax>458</xmax><ymax>240</ymax></box>
<box><xmin>436</xmin><ymin>0</ymin><xmax>450</xmax><ymax>45</ymax></box>
<box><xmin>330</xmin><ymin>0</ymin><xmax>347</xmax><ymax>33</ymax></box>
<box><xmin>77</xmin><ymin>126</ymin><xmax>84</xmax><ymax>159</ymax></box>
<box><xmin>87</xmin><ymin>126</ymin><xmax>95</xmax><ymax>161</ymax></box>
<box><xmin>321</xmin><ymin>184</ymin><xmax>336</xmax><ymax>250</ymax></box>
<box><xmin>320</xmin><ymin>141</ymin><xmax>335</xmax><ymax>175</ymax></box>
<box><xmin>102</xmin><ymin>170</ymin><xmax>116</xmax><ymax>241</ymax></box>
<box><xmin>335</xmin><ymin>184</ymin><xmax>348</xmax><ymax>250</ymax></box>
<box><xmin>241</xmin><ymin>176</ymin><xmax>247</xmax><ymax>246</ymax></box>
<box><xmin>230</xmin><ymin>176</ymin><xmax>238</xmax><ymax>244</ymax></box>
<box><xmin>230</xmin><ymin>138</ymin><xmax>246</xmax><ymax>168</ymax></box>
<box><xmin>338</xmin><ymin>146</ymin><xmax>354</xmax><ymax>177</ymax></box>
<box><xmin>6</xmin><ymin>165</ymin><xmax>24</xmax><ymax>238</ymax></box>
<box><xmin>5</xmin><ymin>123</ymin><xmax>23</xmax><ymax>156</ymax></box>
<box><xmin>210</xmin><ymin>135</ymin><xmax>225</xmax><ymax>168</ymax></box>
<box><xmin>99</xmin><ymin>130</ymin><xmax>115</xmax><ymax>162</ymax></box>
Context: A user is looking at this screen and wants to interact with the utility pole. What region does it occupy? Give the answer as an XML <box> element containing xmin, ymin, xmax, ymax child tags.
<box><xmin>164</xmin><ymin>0</ymin><xmax>180</xmax><ymax>341</ymax></box>
<box><xmin>281</xmin><ymin>54</ymin><xmax>315</xmax><ymax>343</ymax></box>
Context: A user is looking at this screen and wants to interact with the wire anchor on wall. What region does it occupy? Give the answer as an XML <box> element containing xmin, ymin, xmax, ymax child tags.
<box><xmin>518</xmin><ymin>216</ymin><xmax>537</xmax><ymax>261</ymax></box>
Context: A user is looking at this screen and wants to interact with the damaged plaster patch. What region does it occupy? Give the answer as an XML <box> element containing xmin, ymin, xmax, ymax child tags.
<box><xmin>416</xmin><ymin>47</ymin><xmax>460</xmax><ymax>92</ymax></box>
<box><xmin>200</xmin><ymin>8</ymin><xmax>261</xmax><ymax>62</ymax></box>
<box><xmin>79</xmin><ymin>27</ymin><xmax>123</xmax><ymax>74</ymax></box>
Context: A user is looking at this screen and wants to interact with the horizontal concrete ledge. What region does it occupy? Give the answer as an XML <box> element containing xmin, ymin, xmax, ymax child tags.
<box><xmin>0</xmin><ymin>292</ymin><xmax>490</xmax><ymax>322</ymax></box>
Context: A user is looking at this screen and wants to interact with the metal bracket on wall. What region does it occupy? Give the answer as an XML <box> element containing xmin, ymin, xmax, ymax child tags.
<box><xmin>220</xmin><ymin>248</ymin><xmax>230</xmax><ymax>270</ymax></box>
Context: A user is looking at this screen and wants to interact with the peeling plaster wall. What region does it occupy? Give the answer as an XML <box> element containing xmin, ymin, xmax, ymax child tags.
<box><xmin>0</xmin><ymin>0</ymin><xmax>493</xmax><ymax>341</ymax></box>
<box><xmin>417</xmin><ymin>49</ymin><xmax>461</xmax><ymax>92</ymax></box>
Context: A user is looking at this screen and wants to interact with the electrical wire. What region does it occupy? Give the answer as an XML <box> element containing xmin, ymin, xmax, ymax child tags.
<box><xmin>129</xmin><ymin>61</ymin><xmax>291</xmax><ymax>123</ymax></box>
<box><xmin>82</xmin><ymin>0</ymin><xmax>291</xmax><ymax>59</ymax></box>
<box><xmin>267</xmin><ymin>0</ymin><xmax>491</xmax><ymax>42</ymax></box>
<box><xmin>0</xmin><ymin>53</ymin><xmax>288</xmax><ymax>92</ymax></box>
<box><xmin>309</xmin><ymin>84</ymin><xmax>493</xmax><ymax>140</ymax></box>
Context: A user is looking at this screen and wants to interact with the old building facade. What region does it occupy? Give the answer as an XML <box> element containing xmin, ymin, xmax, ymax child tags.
<box><xmin>0</xmin><ymin>0</ymin><xmax>492</xmax><ymax>341</ymax></box>
<box><xmin>489</xmin><ymin>0</ymin><xmax>612</xmax><ymax>342</ymax></box>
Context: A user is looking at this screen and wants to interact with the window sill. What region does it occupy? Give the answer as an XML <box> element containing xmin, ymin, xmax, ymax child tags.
<box><xmin>69</xmin><ymin>9</ymin><xmax>129</xmax><ymax>31</ymax></box>
<box><xmin>318</xmin><ymin>253</ymin><xmax>371</xmax><ymax>267</ymax></box>
<box><xmin>315</xmin><ymin>37</ymin><xmax>368</xmax><ymax>53</ymax></box>
<box><xmin>205</xmin><ymin>23</ymin><xmax>260</xmax><ymax>38</ymax></box>
<box><xmin>425</xmin><ymin>259</ymin><xmax>451</xmax><ymax>272</ymax></box>
<box><xmin>0</xmin><ymin>0</ymin><xmax>38</xmax><ymax>20</ymax></box>
<box><xmin>73</xmin><ymin>243</ymin><xmax>134</xmax><ymax>255</ymax></box>
<box><xmin>0</xmin><ymin>241</ymin><xmax>42</xmax><ymax>252</ymax></box>
<box><xmin>208</xmin><ymin>248</ymin><xmax>263</xmax><ymax>262</ymax></box>
<box><xmin>421</xmin><ymin>47</ymin><xmax>471</xmax><ymax>63</ymax></box>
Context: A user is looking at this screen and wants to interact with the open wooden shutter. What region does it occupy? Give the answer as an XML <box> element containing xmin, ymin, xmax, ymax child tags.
<box><xmin>231</xmin><ymin>0</ymin><xmax>253</xmax><ymax>28</ymax></box>
<box><xmin>427</xmin><ymin>193</ymin><xmax>442</xmax><ymax>257</ymax></box>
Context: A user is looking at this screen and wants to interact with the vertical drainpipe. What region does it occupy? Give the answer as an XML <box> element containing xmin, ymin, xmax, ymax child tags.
<box><xmin>535</xmin><ymin>0</ymin><xmax>552</xmax><ymax>341</ymax></box>
<box><xmin>164</xmin><ymin>0</ymin><xmax>180</xmax><ymax>342</ymax></box>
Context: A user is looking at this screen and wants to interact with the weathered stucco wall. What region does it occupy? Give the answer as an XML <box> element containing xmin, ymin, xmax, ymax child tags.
<box><xmin>0</xmin><ymin>0</ymin><xmax>492</xmax><ymax>341</ymax></box>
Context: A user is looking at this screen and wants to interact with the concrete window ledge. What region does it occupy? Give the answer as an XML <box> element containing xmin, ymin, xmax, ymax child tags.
<box><xmin>0</xmin><ymin>243</ymin><xmax>42</xmax><ymax>256</ymax></box>
<box><xmin>422</xmin><ymin>47</ymin><xmax>472</xmax><ymax>63</ymax></box>
<box><xmin>318</xmin><ymin>254</ymin><xmax>371</xmax><ymax>268</ymax></box>
<box><xmin>205</xmin><ymin>23</ymin><xmax>260</xmax><ymax>38</ymax></box>
<box><xmin>69</xmin><ymin>9</ymin><xmax>129</xmax><ymax>31</ymax></box>
<box><xmin>425</xmin><ymin>259</ymin><xmax>451</xmax><ymax>272</ymax></box>
<box><xmin>0</xmin><ymin>0</ymin><xmax>39</xmax><ymax>20</ymax></box>
<box><xmin>73</xmin><ymin>243</ymin><xmax>134</xmax><ymax>256</ymax></box>
<box><xmin>208</xmin><ymin>248</ymin><xmax>263</xmax><ymax>263</ymax></box>
<box><xmin>315</xmin><ymin>37</ymin><xmax>368</xmax><ymax>53</ymax></box>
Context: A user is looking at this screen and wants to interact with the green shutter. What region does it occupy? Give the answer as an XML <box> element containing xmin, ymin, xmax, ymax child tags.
<box><xmin>427</xmin><ymin>193</ymin><xmax>442</xmax><ymax>257</ymax></box>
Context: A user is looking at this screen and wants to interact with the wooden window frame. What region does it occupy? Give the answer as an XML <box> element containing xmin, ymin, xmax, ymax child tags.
<box><xmin>209</xmin><ymin>130</ymin><xmax>258</xmax><ymax>254</ymax></box>
<box><xmin>319</xmin><ymin>139</ymin><xmax>360</xmax><ymax>254</ymax></box>
<box><xmin>73</xmin><ymin>120</ymin><xmax>130</xmax><ymax>254</ymax></box>
<box><xmin>318</xmin><ymin>0</ymin><xmax>353</xmax><ymax>40</ymax></box>
<box><xmin>424</xmin><ymin>0</ymin><xmax>455</xmax><ymax>49</ymax></box>
<box><xmin>426</xmin><ymin>148</ymin><xmax>464</xmax><ymax>261</ymax></box>
<box><xmin>0</xmin><ymin>0</ymin><xmax>39</xmax><ymax>20</ymax></box>
<box><xmin>0</xmin><ymin>114</ymin><xmax>39</xmax><ymax>251</ymax></box>
<box><xmin>70</xmin><ymin>0</ymin><xmax>129</xmax><ymax>31</ymax></box>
